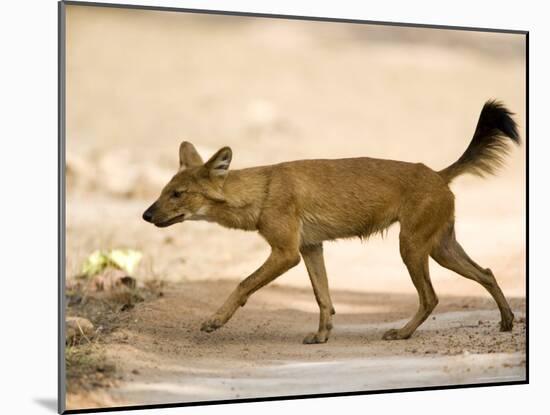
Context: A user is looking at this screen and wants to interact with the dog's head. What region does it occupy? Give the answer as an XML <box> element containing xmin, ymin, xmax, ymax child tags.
<box><xmin>142</xmin><ymin>141</ymin><xmax>232</xmax><ymax>227</ymax></box>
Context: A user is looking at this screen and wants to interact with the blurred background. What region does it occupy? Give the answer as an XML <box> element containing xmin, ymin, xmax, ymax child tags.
<box><xmin>65</xmin><ymin>5</ymin><xmax>526</xmax><ymax>298</ymax></box>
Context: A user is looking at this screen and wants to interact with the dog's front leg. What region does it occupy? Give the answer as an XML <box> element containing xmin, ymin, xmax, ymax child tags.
<box><xmin>300</xmin><ymin>243</ymin><xmax>335</xmax><ymax>344</ymax></box>
<box><xmin>200</xmin><ymin>248</ymin><xmax>301</xmax><ymax>333</ymax></box>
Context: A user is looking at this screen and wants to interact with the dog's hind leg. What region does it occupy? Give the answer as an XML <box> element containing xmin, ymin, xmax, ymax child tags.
<box><xmin>430</xmin><ymin>224</ymin><xmax>514</xmax><ymax>331</ymax></box>
<box><xmin>383</xmin><ymin>231</ymin><xmax>438</xmax><ymax>340</ymax></box>
<box><xmin>300</xmin><ymin>243</ymin><xmax>335</xmax><ymax>344</ymax></box>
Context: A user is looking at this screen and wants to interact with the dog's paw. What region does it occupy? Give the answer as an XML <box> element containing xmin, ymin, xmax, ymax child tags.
<box><xmin>500</xmin><ymin>318</ymin><xmax>514</xmax><ymax>332</ymax></box>
<box><xmin>499</xmin><ymin>310</ymin><xmax>515</xmax><ymax>332</ymax></box>
<box><xmin>200</xmin><ymin>318</ymin><xmax>223</xmax><ymax>333</ymax></box>
<box><xmin>302</xmin><ymin>332</ymin><xmax>329</xmax><ymax>344</ymax></box>
<box><xmin>382</xmin><ymin>328</ymin><xmax>410</xmax><ymax>341</ymax></box>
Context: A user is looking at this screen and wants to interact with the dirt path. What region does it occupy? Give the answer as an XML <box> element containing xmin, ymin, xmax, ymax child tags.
<box><xmin>67</xmin><ymin>280</ymin><xmax>525</xmax><ymax>409</ymax></box>
<box><xmin>112</xmin><ymin>353</ymin><xmax>525</xmax><ymax>405</ymax></box>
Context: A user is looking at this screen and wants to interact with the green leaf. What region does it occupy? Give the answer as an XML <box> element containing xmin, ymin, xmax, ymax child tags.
<box><xmin>80</xmin><ymin>249</ymin><xmax>143</xmax><ymax>277</ymax></box>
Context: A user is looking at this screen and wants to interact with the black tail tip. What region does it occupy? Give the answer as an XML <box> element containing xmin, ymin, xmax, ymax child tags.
<box><xmin>480</xmin><ymin>99</ymin><xmax>521</xmax><ymax>144</ymax></box>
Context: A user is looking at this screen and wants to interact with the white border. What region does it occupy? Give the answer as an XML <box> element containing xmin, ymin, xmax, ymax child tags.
<box><xmin>1</xmin><ymin>1</ymin><xmax>546</xmax><ymax>414</ymax></box>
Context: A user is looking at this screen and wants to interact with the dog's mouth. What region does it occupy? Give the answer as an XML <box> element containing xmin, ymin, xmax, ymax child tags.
<box><xmin>154</xmin><ymin>213</ymin><xmax>187</xmax><ymax>228</ymax></box>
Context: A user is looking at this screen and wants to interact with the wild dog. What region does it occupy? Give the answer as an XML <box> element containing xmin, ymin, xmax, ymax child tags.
<box><xmin>143</xmin><ymin>100</ymin><xmax>520</xmax><ymax>344</ymax></box>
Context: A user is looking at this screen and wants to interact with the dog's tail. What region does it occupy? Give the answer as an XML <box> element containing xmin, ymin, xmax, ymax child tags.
<box><xmin>438</xmin><ymin>100</ymin><xmax>520</xmax><ymax>183</ymax></box>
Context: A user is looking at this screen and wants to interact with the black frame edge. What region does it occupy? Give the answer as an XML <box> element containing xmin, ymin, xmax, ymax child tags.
<box><xmin>524</xmin><ymin>31</ymin><xmax>529</xmax><ymax>384</ymax></box>
<box><xmin>62</xmin><ymin>0</ymin><xmax>528</xmax><ymax>35</ymax></box>
<box><xmin>63</xmin><ymin>380</ymin><xmax>528</xmax><ymax>414</ymax></box>
<box><xmin>58</xmin><ymin>1</ymin><xmax>67</xmax><ymax>414</ymax></box>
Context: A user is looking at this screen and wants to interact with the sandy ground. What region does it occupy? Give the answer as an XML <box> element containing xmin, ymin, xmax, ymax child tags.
<box><xmin>66</xmin><ymin>280</ymin><xmax>525</xmax><ymax>409</ymax></box>
<box><xmin>63</xmin><ymin>5</ymin><xmax>526</xmax><ymax>411</ymax></box>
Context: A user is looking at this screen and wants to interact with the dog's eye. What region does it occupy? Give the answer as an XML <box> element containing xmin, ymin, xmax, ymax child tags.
<box><xmin>171</xmin><ymin>191</ymin><xmax>183</xmax><ymax>199</ymax></box>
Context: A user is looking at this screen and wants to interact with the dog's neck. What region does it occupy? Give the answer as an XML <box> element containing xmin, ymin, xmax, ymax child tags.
<box><xmin>200</xmin><ymin>168</ymin><xmax>270</xmax><ymax>231</ymax></box>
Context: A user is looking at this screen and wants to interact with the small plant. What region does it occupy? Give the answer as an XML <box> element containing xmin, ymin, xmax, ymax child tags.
<box><xmin>65</xmin><ymin>341</ymin><xmax>116</xmax><ymax>392</ymax></box>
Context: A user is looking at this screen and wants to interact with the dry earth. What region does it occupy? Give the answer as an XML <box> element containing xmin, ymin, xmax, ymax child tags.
<box><xmin>66</xmin><ymin>280</ymin><xmax>526</xmax><ymax>410</ymax></box>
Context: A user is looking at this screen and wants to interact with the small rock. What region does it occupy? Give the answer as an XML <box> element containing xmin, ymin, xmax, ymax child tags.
<box><xmin>66</xmin><ymin>316</ymin><xmax>94</xmax><ymax>344</ymax></box>
<box><xmin>97</xmin><ymin>363</ymin><xmax>115</xmax><ymax>373</ymax></box>
<box><xmin>131</xmin><ymin>369</ymin><xmax>140</xmax><ymax>375</ymax></box>
<box><xmin>120</xmin><ymin>276</ymin><xmax>136</xmax><ymax>289</ymax></box>
<box><xmin>67</xmin><ymin>294</ymin><xmax>82</xmax><ymax>307</ymax></box>
<box><xmin>120</xmin><ymin>303</ymin><xmax>135</xmax><ymax>312</ymax></box>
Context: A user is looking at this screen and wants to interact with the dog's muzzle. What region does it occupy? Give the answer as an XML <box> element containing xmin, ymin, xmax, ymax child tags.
<box><xmin>142</xmin><ymin>203</ymin><xmax>156</xmax><ymax>223</ymax></box>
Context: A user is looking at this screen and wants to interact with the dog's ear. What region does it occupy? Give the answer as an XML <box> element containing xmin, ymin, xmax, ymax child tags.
<box><xmin>179</xmin><ymin>141</ymin><xmax>204</xmax><ymax>170</ymax></box>
<box><xmin>198</xmin><ymin>147</ymin><xmax>232</xmax><ymax>202</ymax></box>
<box><xmin>204</xmin><ymin>147</ymin><xmax>232</xmax><ymax>179</ymax></box>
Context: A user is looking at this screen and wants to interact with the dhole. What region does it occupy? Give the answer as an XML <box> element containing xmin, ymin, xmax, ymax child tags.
<box><xmin>143</xmin><ymin>100</ymin><xmax>520</xmax><ymax>344</ymax></box>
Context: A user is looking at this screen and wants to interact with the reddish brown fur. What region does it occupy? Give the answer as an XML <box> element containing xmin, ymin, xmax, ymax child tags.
<box><xmin>143</xmin><ymin>101</ymin><xmax>518</xmax><ymax>344</ymax></box>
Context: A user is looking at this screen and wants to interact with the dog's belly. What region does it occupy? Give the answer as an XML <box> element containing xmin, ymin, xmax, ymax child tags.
<box><xmin>300</xmin><ymin>219</ymin><xmax>383</xmax><ymax>246</ymax></box>
<box><xmin>300</xmin><ymin>222</ymin><xmax>332</xmax><ymax>245</ymax></box>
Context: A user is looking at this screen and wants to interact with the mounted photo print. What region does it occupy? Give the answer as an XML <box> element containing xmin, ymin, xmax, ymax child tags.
<box><xmin>58</xmin><ymin>1</ymin><xmax>528</xmax><ymax>413</ymax></box>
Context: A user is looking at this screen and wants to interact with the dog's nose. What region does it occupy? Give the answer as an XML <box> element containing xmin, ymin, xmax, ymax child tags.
<box><xmin>142</xmin><ymin>210</ymin><xmax>153</xmax><ymax>222</ymax></box>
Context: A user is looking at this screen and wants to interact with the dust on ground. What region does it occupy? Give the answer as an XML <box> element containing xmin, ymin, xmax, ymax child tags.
<box><xmin>66</xmin><ymin>279</ymin><xmax>525</xmax><ymax>409</ymax></box>
<box><xmin>64</xmin><ymin>5</ymin><xmax>526</xmax><ymax>411</ymax></box>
